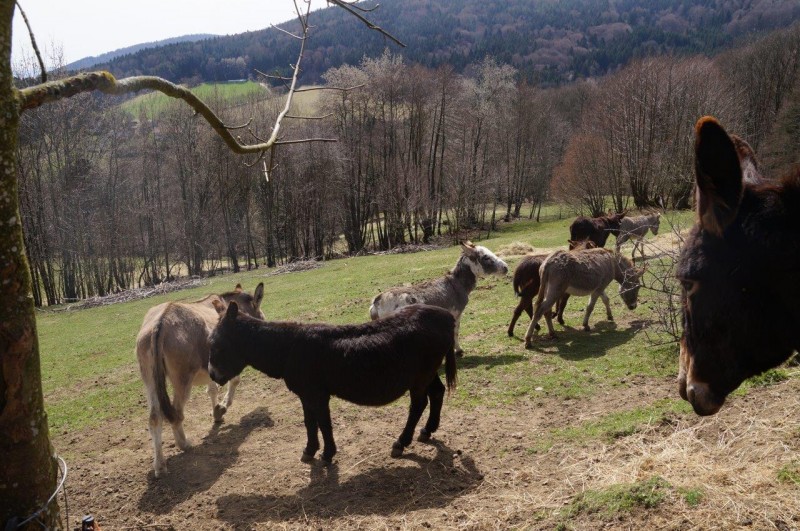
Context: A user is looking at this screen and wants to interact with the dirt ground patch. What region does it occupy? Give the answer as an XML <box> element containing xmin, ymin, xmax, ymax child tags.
<box><xmin>56</xmin><ymin>368</ymin><xmax>800</xmax><ymax>530</ymax></box>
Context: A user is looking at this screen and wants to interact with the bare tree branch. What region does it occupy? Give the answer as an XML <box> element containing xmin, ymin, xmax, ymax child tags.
<box><xmin>15</xmin><ymin>1</ymin><xmax>45</xmax><ymax>83</ymax></box>
<box><xmin>17</xmin><ymin>73</ymin><xmax>287</xmax><ymax>154</ymax></box>
<box><xmin>274</xmin><ymin>137</ymin><xmax>337</xmax><ymax>145</ymax></box>
<box><xmin>325</xmin><ymin>0</ymin><xmax>406</xmax><ymax>47</ymax></box>
<box><xmin>285</xmin><ymin>112</ymin><xmax>334</xmax><ymax>120</ymax></box>
<box><xmin>295</xmin><ymin>83</ymin><xmax>366</xmax><ymax>92</ymax></box>
<box><xmin>270</xmin><ymin>23</ymin><xmax>303</xmax><ymax>40</ymax></box>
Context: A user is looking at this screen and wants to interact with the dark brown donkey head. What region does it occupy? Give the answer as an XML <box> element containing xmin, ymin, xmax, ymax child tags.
<box><xmin>677</xmin><ymin>116</ymin><xmax>800</xmax><ymax>416</ymax></box>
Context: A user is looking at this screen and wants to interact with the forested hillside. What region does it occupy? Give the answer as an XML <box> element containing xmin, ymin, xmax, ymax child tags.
<box><xmin>66</xmin><ymin>34</ymin><xmax>215</xmax><ymax>71</ymax></box>
<box><xmin>93</xmin><ymin>0</ymin><xmax>800</xmax><ymax>84</ymax></box>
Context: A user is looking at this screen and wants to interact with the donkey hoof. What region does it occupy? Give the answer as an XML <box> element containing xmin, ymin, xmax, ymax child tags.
<box><xmin>417</xmin><ymin>428</ymin><xmax>432</xmax><ymax>442</ymax></box>
<box><xmin>321</xmin><ymin>455</ymin><xmax>335</xmax><ymax>466</ymax></box>
<box><xmin>583</xmin><ymin>325</ymin><xmax>591</xmax><ymax>332</ymax></box>
<box><xmin>391</xmin><ymin>442</ymin><xmax>404</xmax><ymax>458</ymax></box>
<box><xmin>213</xmin><ymin>405</ymin><xmax>227</xmax><ymax>423</ymax></box>
<box><xmin>507</xmin><ymin>330</ymin><xmax>514</xmax><ymax>337</ymax></box>
<box><xmin>301</xmin><ymin>452</ymin><xmax>316</xmax><ymax>463</ymax></box>
<box><xmin>534</xmin><ymin>323</ymin><xmax>541</xmax><ymax>331</ymax></box>
<box><xmin>455</xmin><ymin>349</ymin><xmax>464</xmax><ymax>358</ymax></box>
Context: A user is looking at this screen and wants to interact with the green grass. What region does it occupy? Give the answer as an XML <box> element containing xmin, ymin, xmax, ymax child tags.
<box><xmin>529</xmin><ymin>399</ymin><xmax>692</xmax><ymax>454</ymax></box>
<box><xmin>777</xmin><ymin>461</ymin><xmax>800</xmax><ymax>485</ymax></box>
<box><xmin>121</xmin><ymin>81</ymin><xmax>269</xmax><ymax>118</ymax></box>
<box><xmin>561</xmin><ymin>476</ymin><xmax>671</xmax><ymax>519</ymax></box>
<box><xmin>678</xmin><ymin>487</ymin><xmax>705</xmax><ymax>507</ymax></box>
<box><xmin>119</xmin><ymin>81</ymin><xmax>325</xmax><ymax>120</ymax></box>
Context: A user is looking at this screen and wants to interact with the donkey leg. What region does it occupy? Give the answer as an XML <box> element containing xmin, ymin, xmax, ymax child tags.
<box><xmin>170</xmin><ymin>377</ymin><xmax>193</xmax><ymax>450</ymax></box>
<box><xmin>215</xmin><ymin>375</ymin><xmax>241</xmax><ymax>422</ymax></box>
<box><xmin>525</xmin><ymin>296</ymin><xmax>554</xmax><ymax>345</ymax></box>
<box><xmin>508</xmin><ymin>299</ymin><xmax>526</xmax><ymax>337</ymax></box>
<box><xmin>419</xmin><ymin>376</ymin><xmax>446</xmax><ymax>442</ymax></box>
<box><xmin>542</xmin><ymin>304</ymin><xmax>557</xmax><ymax>339</ymax></box>
<box><xmin>583</xmin><ymin>294</ymin><xmax>600</xmax><ymax>331</ymax></box>
<box><xmin>393</xmin><ymin>389</ymin><xmax>428</xmax><ymax>457</ymax></box>
<box><xmin>148</xmin><ymin>406</ymin><xmax>167</xmax><ymax>478</ymax></box>
<box><xmin>454</xmin><ymin>316</ymin><xmax>464</xmax><ymax>357</ymax></box>
<box><xmin>557</xmin><ymin>294</ymin><xmax>570</xmax><ymax>325</ymax></box>
<box><xmin>600</xmin><ymin>290</ymin><xmax>613</xmax><ymax>321</ymax></box>
<box><xmin>317</xmin><ymin>398</ymin><xmax>338</xmax><ymax>464</ymax></box>
<box><xmin>207</xmin><ymin>382</ymin><xmax>223</xmax><ymax>423</ymax></box>
<box><xmin>300</xmin><ymin>398</ymin><xmax>320</xmax><ymax>463</ymax></box>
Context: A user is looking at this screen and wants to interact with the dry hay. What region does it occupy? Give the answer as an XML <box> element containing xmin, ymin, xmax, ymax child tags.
<box><xmin>495</xmin><ymin>241</ymin><xmax>545</xmax><ymax>258</ymax></box>
<box><xmin>51</xmin><ymin>277</ymin><xmax>210</xmax><ymax>311</ymax></box>
<box><xmin>370</xmin><ymin>243</ymin><xmax>448</xmax><ymax>256</ymax></box>
<box><xmin>263</xmin><ymin>259</ymin><xmax>322</xmax><ymax>277</ymax></box>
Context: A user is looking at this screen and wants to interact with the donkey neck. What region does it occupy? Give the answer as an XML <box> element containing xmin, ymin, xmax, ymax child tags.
<box><xmin>451</xmin><ymin>256</ymin><xmax>478</xmax><ymax>293</ymax></box>
<box><xmin>613</xmin><ymin>256</ymin><xmax>634</xmax><ymax>284</ymax></box>
<box><xmin>238</xmin><ymin>321</ymin><xmax>291</xmax><ymax>379</ymax></box>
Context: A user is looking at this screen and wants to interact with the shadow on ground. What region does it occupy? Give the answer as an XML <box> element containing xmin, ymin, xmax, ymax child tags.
<box><xmin>523</xmin><ymin>319</ymin><xmax>644</xmax><ymax>360</ymax></box>
<box><xmin>138</xmin><ymin>407</ymin><xmax>273</xmax><ymax>514</ymax></box>
<box><xmin>215</xmin><ymin>440</ymin><xmax>483</xmax><ymax>527</ymax></box>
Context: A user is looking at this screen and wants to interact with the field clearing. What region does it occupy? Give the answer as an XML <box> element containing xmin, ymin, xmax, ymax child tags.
<box><xmin>119</xmin><ymin>81</ymin><xmax>322</xmax><ymax>119</ymax></box>
<box><xmin>38</xmin><ymin>211</ymin><xmax>800</xmax><ymax>530</ymax></box>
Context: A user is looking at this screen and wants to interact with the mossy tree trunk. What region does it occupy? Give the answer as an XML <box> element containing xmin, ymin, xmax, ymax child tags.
<box><xmin>0</xmin><ymin>1</ymin><xmax>61</xmax><ymax>528</ymax></box>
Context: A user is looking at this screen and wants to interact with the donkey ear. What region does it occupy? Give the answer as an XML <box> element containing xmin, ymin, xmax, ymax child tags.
<box><xmin>225</xmin><ymin>301</ymin><xmax>239</xmax><ymax>320</ymax></box>
<box><xmin>694</xmin><ymin>116</ymin><xmax>744</xmax><ymax>236</ymax></box>
<box><xmin>253</xmin><ymin>282</ymin><xmax>264</xmax><ymax>307</ymax></box>
<box><xmin>461</xmin><ymin>241</ymin><xmax>476</xmax><ymax>253</ymax></box>
<box><xmin>211</xmin><ymin>299</ymin><xmax>226</xmax><ymax>315</ymax></box>
<box><xmin>234</xmin><ymin>283</ymin><xmax>243</xmax><ymax>293</ymax></box>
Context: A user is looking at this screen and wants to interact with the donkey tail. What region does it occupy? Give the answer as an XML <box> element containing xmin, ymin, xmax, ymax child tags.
<box><xmin>534</xmin><ymin>261</ymin><xmax>550</xmax><ymax>317</ymax></box>
<box><xmin>368</xmin><ymin>294</ymin><xmax>381</xmax><ymax>321</ymax></box>
<box><xmin>151</xmin><ymin>314</ymin><xmax>180</xmax><ymax>424</ymax></box>
<box><xmin>445</xmin><ymin>347</ymin><xmax>458</xmax><ymax>394</ymax></box>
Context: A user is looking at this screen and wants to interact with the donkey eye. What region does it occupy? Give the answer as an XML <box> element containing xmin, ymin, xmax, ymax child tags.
<box><xmin>680</xmin><ymin>279</ymin><xmax>698</xmax><ymax>295</ymax></box>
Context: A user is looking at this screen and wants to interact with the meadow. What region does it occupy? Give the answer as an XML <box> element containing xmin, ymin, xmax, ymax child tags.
<box><xmin>38</xmin><ymin>211</ymin><xmax>800</xmax><ymax>530</ymax></box>
<box><xmin>119</xmin><ymin>81</ymin><xmax>322</xmax><ymax>119</ymax></box>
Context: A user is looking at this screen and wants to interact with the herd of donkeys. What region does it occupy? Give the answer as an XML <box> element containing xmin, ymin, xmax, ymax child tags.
<box><xmin>135</xmin><ymin>117</ymin><xmax>798</xmax><ymax>478</ymax></box>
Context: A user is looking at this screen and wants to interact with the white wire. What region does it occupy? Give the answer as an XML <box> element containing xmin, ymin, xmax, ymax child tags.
<box><xmin>16</xmin><ymin>455</ymin><xmax>68</xmax><ymax>528</ymax></box>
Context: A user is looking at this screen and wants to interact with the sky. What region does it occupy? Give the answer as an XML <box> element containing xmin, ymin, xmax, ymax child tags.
<box><xmin>12</xmin><ymin>0</ymin><xmax>330</xmax><ymax>67</ymax></box>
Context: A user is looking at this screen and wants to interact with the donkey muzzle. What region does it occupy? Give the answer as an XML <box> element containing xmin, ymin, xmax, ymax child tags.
<box><xmin>208</xmin><ymin>365</ymin><xmax>229</xmax><ymax>386</ymax></box>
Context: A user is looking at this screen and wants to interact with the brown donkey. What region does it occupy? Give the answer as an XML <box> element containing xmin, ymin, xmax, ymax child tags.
<box><xmin>524</xmin><ymin>248</ymin><xmax>643</xmax><ymax>346</ymax></box>
<box><xmin>136</xmin><ymin>282</ymin><xmax>264</xmax><ymax>477</ymax></box>
<box><xmin>507</xmin><ymin>240</ymin><xmax>596</xmax><ymax>337</ymax></box>
<box><xmin>678</xmin><ymin>117</ymin><xmax>800</xmax><ymax>416</ymax></box>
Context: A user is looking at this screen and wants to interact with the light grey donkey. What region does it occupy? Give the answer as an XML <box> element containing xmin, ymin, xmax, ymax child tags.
<box><xmin>615</xmin><ymin>212</ymin><xmax>660</xmax><ymax>260</ymax></box>
<box><xmin>370</xmin><ymin>241</ymin><xmax>508</xmax><ymax>356</ymax></box>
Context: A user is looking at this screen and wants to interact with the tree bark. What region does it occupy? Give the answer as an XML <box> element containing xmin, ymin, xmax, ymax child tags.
<box><xmin>0</xmin><ymin>1</ymin><xmax>60</xmax><ymax>528</ymax></box>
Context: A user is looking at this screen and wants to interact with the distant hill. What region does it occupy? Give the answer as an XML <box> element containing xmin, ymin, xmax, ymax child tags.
<box><xmin>91</xmin><ymin>0</ymin><xmax>800</xmax><ymax>84</ymax></box>
<box><xmin>66</xmin><ymin>34</ymin><xmax>216</xmax><ymax>71</ymax></box>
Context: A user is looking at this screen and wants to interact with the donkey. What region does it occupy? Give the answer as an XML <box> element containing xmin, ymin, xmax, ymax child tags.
<box><xmin>569</xmin><ymin>212</ymin><xmax>626</xmax><ymax>248</ymax></box>
<box><xmin>524</xmin><ymin>248</ymin><xmax>643</xmax><ymax>346</ymax></box>
<box><xmin>507</xmin><ymin>240</ymin><xmax>596</xmax><ymax>337</ymax></box>
<box><xmin>615</xmin><ymin>212</ymin><xmax>661</xmax><ymax>260</ymax></box>
<box><xmin>208</xmin><ymin>302</ymin><xmax>457</xmax><ymax>463</ymax></box>
<box><xmin>370</xmin><ymin>241</ymin><xmax>508</xmax><ymax>356</ymax></box>
<box><xmin>677</xmin><ymin>116</ymin><xmax>800</xmax><ymax>416</ymax></box>
<box><xmin>136</xmin><ymin>282</ymin><xmax>265</xmax><ymax>477</ymax></box>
